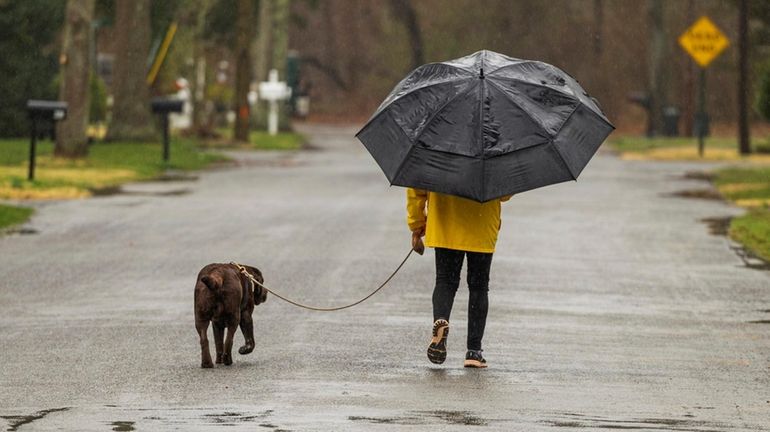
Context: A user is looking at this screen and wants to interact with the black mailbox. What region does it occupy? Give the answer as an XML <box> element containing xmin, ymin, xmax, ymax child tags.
<box><xmin>26</xmin><ymin>99</ymin><xmax>69</xmax><ymax>181</ymax></box>
<box><xmin>151</xmin><ymin>97</ymin><xmax>183</xmax><ymax>163</ymax></box>
<box><xmin>151</xmin><ymin>98</ymin><xmax>183</xmax><ymax>114</ymax></box>
<box><xmin>27</xmin><ymin>100</ymin><xmax>68</xmax><ymax>121</ymax></box>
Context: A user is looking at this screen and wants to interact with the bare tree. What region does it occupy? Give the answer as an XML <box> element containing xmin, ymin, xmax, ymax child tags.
<box><xmin>388</xmin><ymin>0</ymin><xmax>424</xmax><ymax>69</ymax></box>
<box><xmin>234</xmin><ymin>0</ymin><xmax>256</xmax><ymax>142</ymax></box>
<box><xmin>738</xmin><ymin>0</ymin><xmax>750</xmax><ymax>154</ymax></box>
<box><xmin>272</xmin><ymin>0</ymin><xmax>290</xmax><ymax>129</ymax></box>
<box><xmin>56</xmin><ymin>0</ymin><xmax>95</xmax><ymax>157</ymax></box>
<box><xmin>191</xmin><ymin>0</ymin><xmax>212</xmax><ymax>135</ymax></box>
<box><xmin>107</xmin><ymin>0</ymin><xmax>154</xmax><ymax>142</ymax></box>
<box><xmin>647</xmin><ymin>0</ymin><xmax>669</xmax><ymax>136</ymax></box>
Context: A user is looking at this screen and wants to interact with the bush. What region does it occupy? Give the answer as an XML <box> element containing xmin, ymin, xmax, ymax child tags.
<box><xmin>90</xmin><ymin>75</ymin><xmax>108</xmax><ymax>123</ymax></box>
<box><xmin>0</xmin><ymin>1</ymin><xmax>64</xmax><ymax>137</ymax></box>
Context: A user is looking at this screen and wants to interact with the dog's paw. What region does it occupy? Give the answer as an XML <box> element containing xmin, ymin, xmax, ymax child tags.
<box><xmin>201</xmin><ymin>361</ymin><xmax>214</xmax><ymax>369</ymax></box>
<box><xmin>223</xmin><ymin>353</ymin><xmax>233</xmax><ymax>366</ymax></box>
<box><xmin>215</xmin><ymin>353</ymin><xmax>223</xmax><ymax>364</ymax></box>
<box><xmin>238</xmin><ymin>344</ymin><xmax>254</xmax><ymax>355</ymax></box>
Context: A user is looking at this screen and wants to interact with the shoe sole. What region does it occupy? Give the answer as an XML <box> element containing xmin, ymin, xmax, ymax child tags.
<box><xmin>427</xmin><ymin>320</ymin><xmax>449</xmax><ymax>364</ymax></box>
<box><xmin>463</xmin><ymin>359</ymin><xmax>488</xmax><ymax>368</ymax></box>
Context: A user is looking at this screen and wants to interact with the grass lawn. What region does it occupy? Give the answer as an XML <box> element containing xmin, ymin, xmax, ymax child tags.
<box><xmin>250</xmin><ymin>130</ymin><xmax>305</xmax><ymax>150</ymax></box>
<box><xmin>610</xmin><ymin>136</ymin><xmax>770</xmax><ymax>162</ymax></box>
<box><xmin>211</xmin><ymin>128</ymin><xmax>306</xmax><ymax>151</ymax></box>
<box><xmin>729</xmin><ymin>209</ymin><xmax>770</xmax><ymax>261</ymax></box>
<box><xmin>0</xmin><ymin>137</ymin><xmax>227</xmax><ymax>199</ymax></box>
<box><xmin>0</xmin><ymin>203</ymin><xmax>33</xmax><ymax>230</ymax></box>
<box><xmin>712</xmin><ymin>166</ymin><xmax>770</xmax><ymax>260</ymax></box>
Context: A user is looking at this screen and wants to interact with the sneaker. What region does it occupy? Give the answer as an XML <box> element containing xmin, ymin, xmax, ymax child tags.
<box><xmin>464</xmin><ymin>350</ymin><xmax>487</xmax><ymax>368</ymax></box>
<box><xmin>427</xmin><ymin>319</ymin><xmax>449</xmax><ymax>364</ymax></box>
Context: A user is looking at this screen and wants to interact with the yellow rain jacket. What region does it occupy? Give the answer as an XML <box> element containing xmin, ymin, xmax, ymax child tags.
<box><xmin>406</xmin><ymin>188</ymin><xmax>511</xmax><ymax>254</ymax></box>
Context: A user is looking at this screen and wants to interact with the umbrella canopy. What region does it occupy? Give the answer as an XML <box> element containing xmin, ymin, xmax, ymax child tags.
<box><xmin>356</xmin><ymin>50</ymin><xmax>615</xmax><ymax>202</ymax></box>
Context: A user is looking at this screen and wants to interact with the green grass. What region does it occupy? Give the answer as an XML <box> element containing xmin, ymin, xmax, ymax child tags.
<box><xmin>729</xmin><ymin>209</ymin><xmax>770</xmax><ymax>261</ymax></box>
<box><xmin>250</xmin><ymin>131</ymin><xmax>305</xmax><ymax>150</ymax></box>
<box><xmin>0</xmin><ymin>137</ymin><xmax>227</xmax><ymax>199</ymax></box>
<box><xmin>0</xmin><ymin>204</ymin><xmax>33</xmax><ymax>230</ymax></box>
<box><xmin>713</xmin><ymin>166</ymin><xmax>770</xmax><ymax>201</ymax></box>
<box><xmin>213</xmin><ymin>128</ymin><xmax>306</xmax><ymax>150</ymax></box>
<box><xmin>712</xmin><ymin>166</ymin><xmax>770</xmax><ymax>261</ymax></box>
<box><xmin>610</xmin><ymin>136</ymin><xmax>736</xmax><ymax>153</ymax></box>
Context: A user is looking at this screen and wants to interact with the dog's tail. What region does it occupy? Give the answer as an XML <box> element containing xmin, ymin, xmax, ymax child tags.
<box><xmin>200</xmin><ymin>274</ymin><xmax>223</xmax><ymax>292</ymax></box>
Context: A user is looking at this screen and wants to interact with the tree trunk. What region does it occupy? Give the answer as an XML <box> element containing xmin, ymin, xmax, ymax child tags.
<box><xmin>388</xmin><ymin>0</ymin><xmax>424</xmax><ymax>69</ymax></box>
<box><xmin>191</xmin><ymin>0</ymin><xmax>212</xmax><ymax>135</ymax></box>
<box><xmin>738</xmin><ymin>0</ymin><xmax>751</xmax><ymax>154</ymax></box>
<box><xmin>107</xmin><ymin>0</ymin><xmax>154</xmax><ymax>142</ymax></box>
<box><xmin>681</xmin><ymin>0</ymin><xmax>695</xmax><ymax>137</ymax></box>
<box><xmin>251</xmin><ymin>0</ymin><xmax>273</xmax><ymax>127</ymax></box>
<box><xmin>55</xmin><ymin>0</ymin><xmax>95</xmax><ymax>158</ymax></box>
<box><xmin>647</xmin><ymin>0</ymin><xmax>669</xmax><ymax>137</ymax></box>
<box><xmin>233</xmin><ymin>0</ymin><xmax>255</xmax><ymax>142</ymax></box>
<box><xmin>592</xmin><ymin>0</ymin><xmax>603</xmax><ymax>58</ymax></box>
<box><xmin>272</xmin><ymin>0</ymin><xmax>291</xmax><ymax>130</ymax></box>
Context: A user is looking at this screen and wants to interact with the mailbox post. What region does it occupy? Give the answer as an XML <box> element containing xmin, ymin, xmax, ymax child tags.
<box><xmin>26</xmin><ymin>100</ymin><xmax>68</xmax><ymax>181</ymax></box>
<box><xmin>151</xmin><ymin>97</ymin><xmax>184</xmax><ymax>162</ymax></box>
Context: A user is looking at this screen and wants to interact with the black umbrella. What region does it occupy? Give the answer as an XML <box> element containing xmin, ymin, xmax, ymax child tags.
<box><xmin>356</xmin><ymin>50</ymin><xmax>615</xmax><ymax>202</ymax></box>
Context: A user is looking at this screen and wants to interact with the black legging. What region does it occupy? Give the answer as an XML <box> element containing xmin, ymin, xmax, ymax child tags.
<box><xmin>432</xmin><ymin>247</ymin><xmax>493</xmax><ymax>351</ymax></box>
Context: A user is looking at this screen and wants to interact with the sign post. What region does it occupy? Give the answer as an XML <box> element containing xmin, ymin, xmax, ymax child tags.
<box><xmin>678</xmin><ymin>16</ymin><xmax>730</xmax><ymax>157</ymax></box>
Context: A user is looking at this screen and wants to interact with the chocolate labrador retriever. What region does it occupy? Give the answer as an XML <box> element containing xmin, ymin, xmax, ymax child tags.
<box><xmin>194</xmin><ymin>263</ymin><xmax>267</xmax><ymax>368</ymax></box>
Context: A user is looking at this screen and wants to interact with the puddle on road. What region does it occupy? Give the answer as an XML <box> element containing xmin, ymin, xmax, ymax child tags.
<box><xmin>682</xmin><ymin>171</ymin><xmax>715</xmax><ymax>182</ymax></box>
<box><xmin>666</xmin><ymin>188</ymin><xmax>722</xmax><ymax>200</ymax></box>
<box><xmin>349</xmin><ymin>410</ymin><xmax>488</xmax><ymax>427</ymax></box>
<box><xmin>700</xmin><ymin>216</ymin><xmax>731</xmax><ymax>236</ymax></box>
<box><xmin>2</xmin><ymin>227</ymin><xmax>38</xmax><ymax>236</ymax></box>
<box><xmin>0</xmin><ymin>407</ymin><xmax>69</xmax><ymax>431</ymax></box>
<box><xmin>110</xmin><ymin>420</ymin><xmax>135</xmax><ymax>431</ymax></box>
<box><xmin>91</xmin><ymin>186</ymin><xmax>192</xmax><ymax>197</ymax></box>
<box><xmin>544</xmin><ymin>412</ymin><xmax>732</xmax><ymax>431</ymax></box>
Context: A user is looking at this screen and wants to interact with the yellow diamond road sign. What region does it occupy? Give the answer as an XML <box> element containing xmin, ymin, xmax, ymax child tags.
<box><xmin>679</xmin><ymin>16</ymin><xmax>730</xmax><ymax>68</ymax></box>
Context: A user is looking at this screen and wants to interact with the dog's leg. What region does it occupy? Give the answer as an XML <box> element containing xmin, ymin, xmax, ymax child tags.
<box><xmin>238</xmin><ymin>314</ymin><xmax>255</xmax><ymax>355</ymax></box>
<box><xmin>212</xmin><ymin>323</ymin><xmax>225</xmax><ymax>364</ymax></box>
<box><xmin>223</xmin><ymin>323</ymin><xmax>238</xmax><ymax>365</ymax></box>
<box><xmin>196</xmin><ymin>319</ymin><xmax>213</xmax><ymax>368</ymax></box>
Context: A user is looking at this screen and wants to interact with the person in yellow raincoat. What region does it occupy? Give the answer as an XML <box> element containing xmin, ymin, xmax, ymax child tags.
<box><xmin>407</xmin><ymin>188</ymin><xmax>511</xmax><ymax>368</ymax></box>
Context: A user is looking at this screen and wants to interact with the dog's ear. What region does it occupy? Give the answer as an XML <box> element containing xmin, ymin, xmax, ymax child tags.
<box><xmin>244</xmin><ymin>265</ymin><xmax>263</xmax><ymax>284</ymax></box>
<box><xmin>245</xmin><ymin>265</ymin><xmax>267</xmax><ymax>305</ymax></box>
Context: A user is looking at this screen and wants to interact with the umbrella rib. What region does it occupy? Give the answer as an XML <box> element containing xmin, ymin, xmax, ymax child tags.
<box><xmin>487</xmin><ymin>78</ymin><xmax>579</xmax><ymax>180</ymax></box>
<box><xmin>410</xmin><ymin>80</ymin><xmax>480</xmax><ymax>147</ymax></box>
<box><xmin>484</xmin><ymin>59</ymin><xmax>547</xmax><ymax>76</ymax></box>
<box><xmin>486</xmin><ymin>75</ymin><xmax>581</xmax><ymax>107</ymax></box>
<box><xmin>484</xmin><ymin>79</ymin><xmax>555</xmax><ymax>139</ymax></box>
<box><xmin>549</xmin><ymin>105</ymin><xmax>580</xmax><ymax>180</ymax></box>
<box><xmin>390</xmin><ymin>82</ymin><xmax>481</xmax><ymax>186</ymax></box>
<box><xmin>356</xmin><ymin>78</ymin><xmax>474</xmax><ymax>137</ymax></box>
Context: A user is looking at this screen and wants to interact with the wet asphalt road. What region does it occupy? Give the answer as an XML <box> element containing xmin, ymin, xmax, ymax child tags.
<box><xmin>1</xmin><ymin>124</ymin><xmax>769</xmax><ymax>431</ymax></box>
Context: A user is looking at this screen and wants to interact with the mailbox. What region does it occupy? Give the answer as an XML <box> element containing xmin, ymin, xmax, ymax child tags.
<box><xmin>27</xmin><ymin>100</ymin><xmax>68</xmax><ymax>121</ymax></box>
<box><xmin>26</xmin><ymin>99</ymin><xmax>69</xmax><ymax>181</ymax></box>
<box><xmin>151</xmin><ymin>97</ymin><xmax>183</xmax><ymax>162</ymax></box>
<box><xmin>151</xmin><ymin>98</ymin><xmax>183</xmax><ymax>114</ymax></box>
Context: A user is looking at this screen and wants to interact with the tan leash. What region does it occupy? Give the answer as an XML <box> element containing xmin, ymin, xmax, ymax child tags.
<box><xmin>231</xmin><ymin>247</ymin><xmax>417</xmax><ymax>312</ymax></box>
